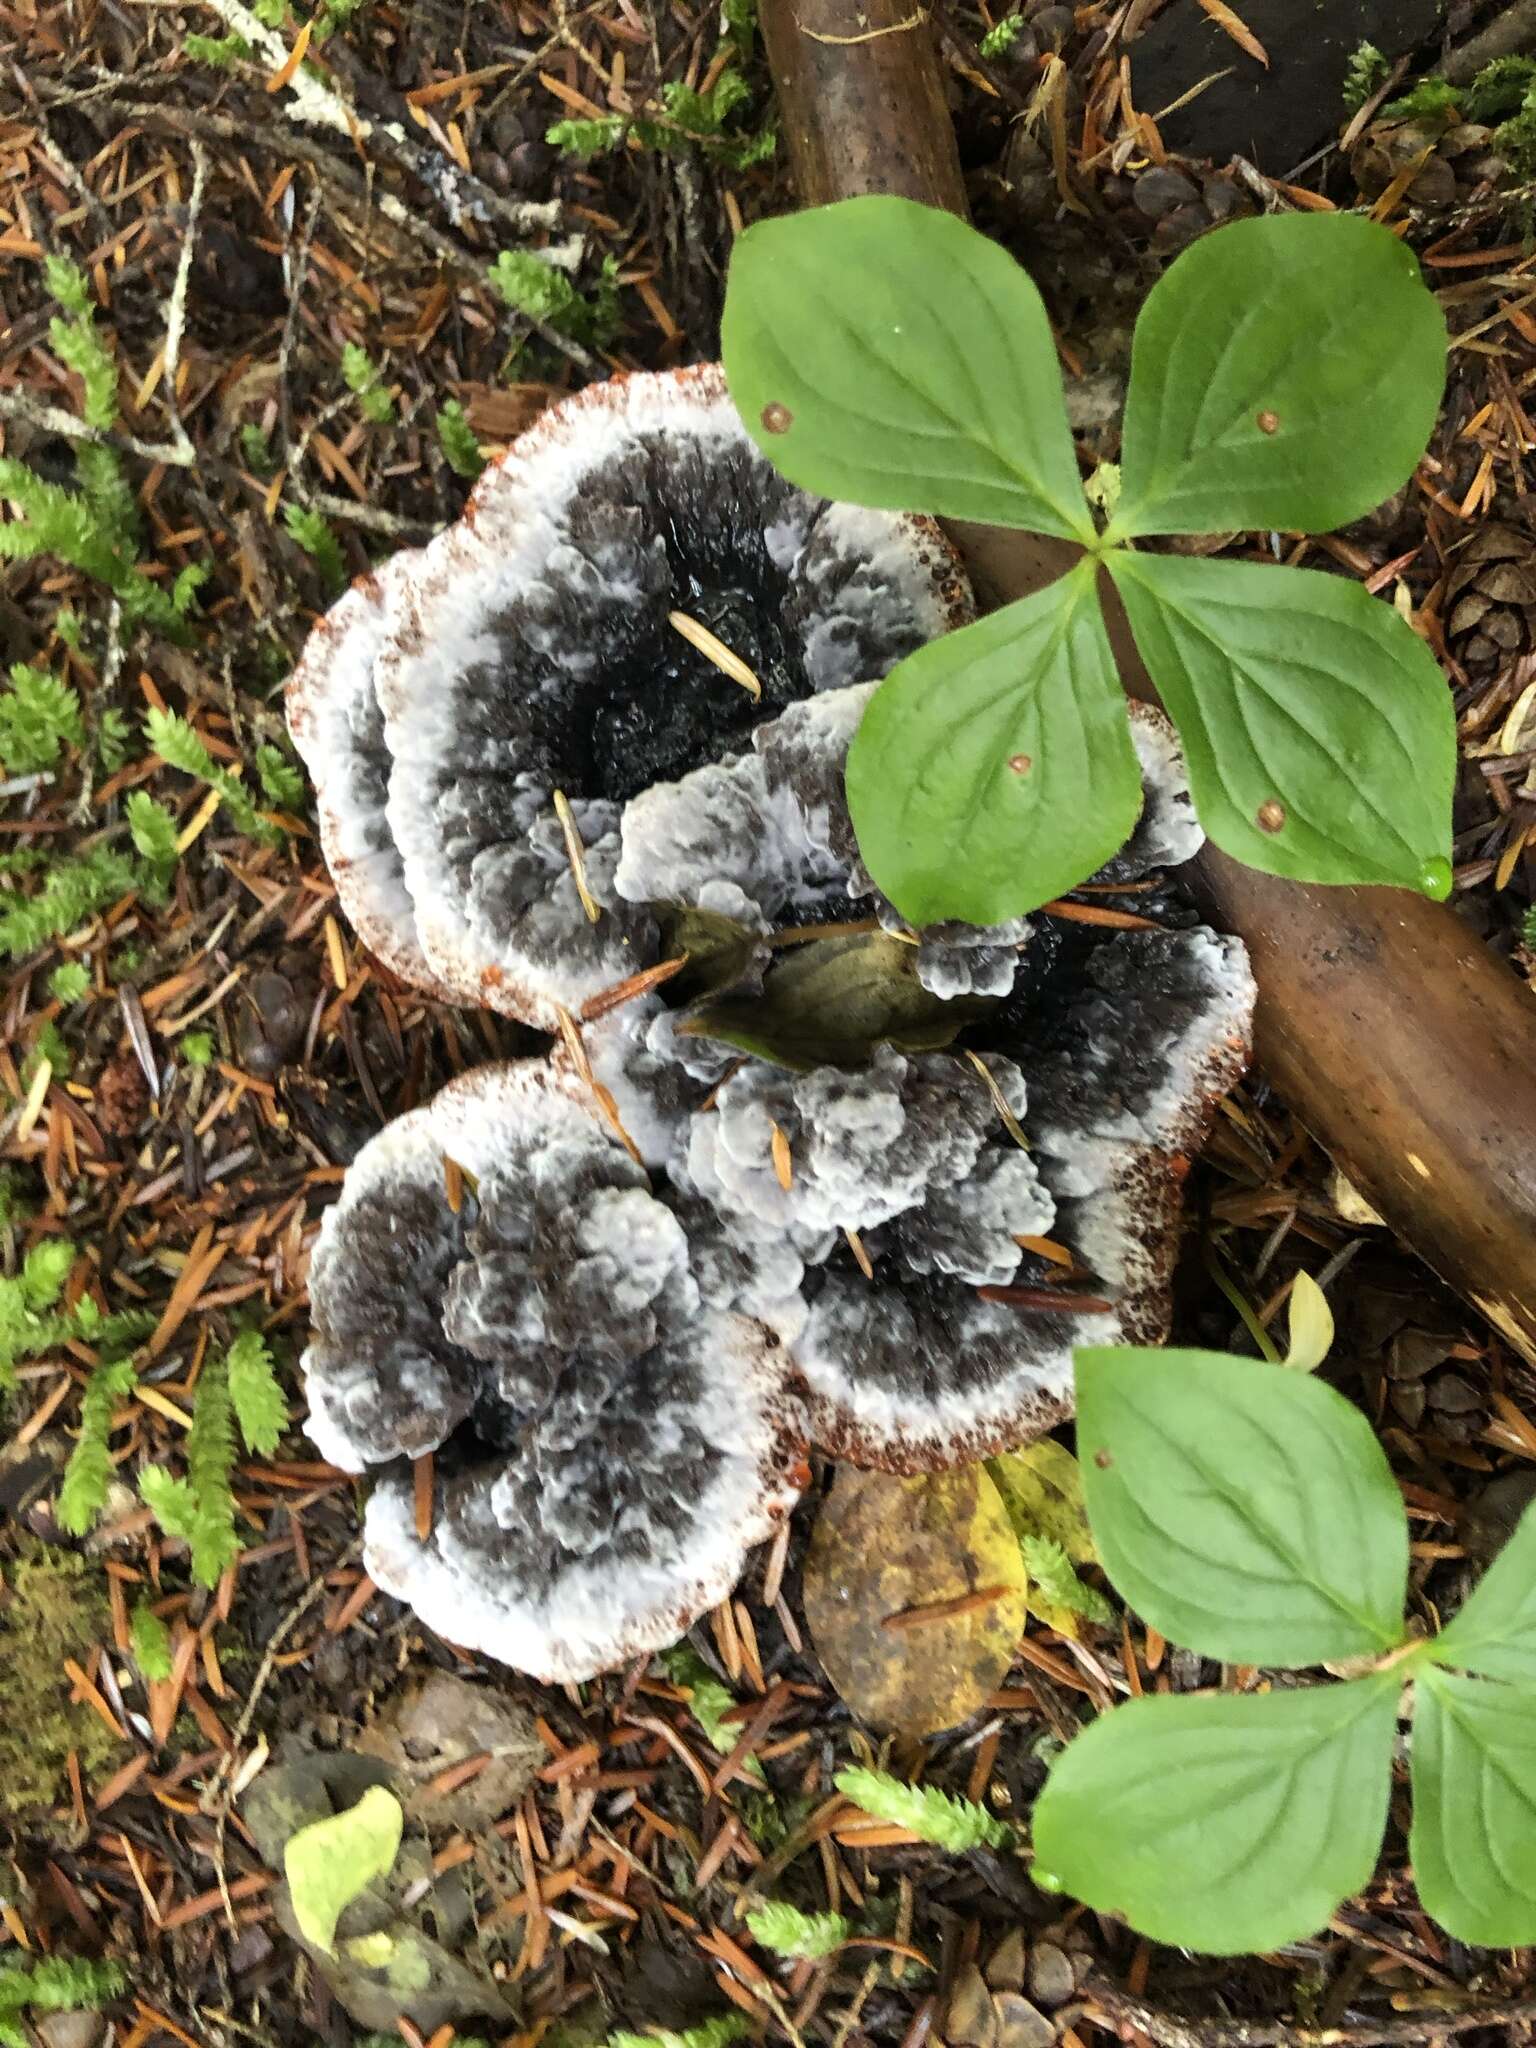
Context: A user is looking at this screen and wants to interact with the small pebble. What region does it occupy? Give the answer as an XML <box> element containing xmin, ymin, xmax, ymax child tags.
<box><xmin>994</xmin><ymin>1992</ymin><xmax>1055</xmax><ymax>2048</ymax></box>
<box><xmin>1459</xmin><ymin>1470</ymin><xmax>1536</xmax><ymax>1565</ymax></box>
<box><xmin>229</xmin><ymin>1924</ymin><xmax>276</xmax><ymax>1975</ymax></box>
<box><xmin>1202</xmin><ymin>172</ymin><xmax>1242</xmax><ymax>220</ymax></box>
<box><xmin>505</xmin><ymin>139</ymin><xmax>557</xmax><ymax>190</ymax></box>
<box><xmin>1153</xmin><ymin>202</ymin><xmax>1214</xmax><ymax>248</ymax></box>
<box><xmin>37</xmin><ymin>2015</ymin><xmax>104</xmax><ymax>2048</ymax></box>
<box><xmin>985</xmin><ymin>1929</ymin><xmax>1028</xmax><ymax>1994</ymax></box>
<box><xmin>1428</xmin><ymin>1371</ymin><xmax>1481</xmax><ymax>1415</ymax></box>
<box><xmin>237</xmin><ymin>966</ymin><xmax>311</xmax><ymax>1078</ymax></box>
<box><xmin>1027</xmin><ymin>1939</ymin><xmax>1077</xmax><ymax>2010</ymax></box>
<box><xmin>1028</xmin><ymin>4</ymin><xmax>1074</xmax><ymax>47</ymax></box>
<box><xmin>1388</xmin><ymin>1328</ymin><xmax>1454</xmax><ymax>1380</ymax></box>
<box><xmin>1132</xmin><ymin>166</ymin><xmax>1199</xmax><ymax>219</ymax></box>
<box><xmin>1390</xmin><ymin>1380</ymin><xmax>1427</xmax><ymax>1428</ymax></box>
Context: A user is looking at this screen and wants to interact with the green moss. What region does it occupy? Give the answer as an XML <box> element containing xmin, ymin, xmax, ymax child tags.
<box><xmin>0</xmin><ymin>1545</ymin><xmax>124</xmax><ymax>1816</ymax></box>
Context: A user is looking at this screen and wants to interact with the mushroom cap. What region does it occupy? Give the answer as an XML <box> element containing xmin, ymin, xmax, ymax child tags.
<box><xmin>301</xmin><ymin>1102</ymin><xmax>483</xmax><ymax>1474</ymax></box>
<box><xmin>363</xmin><ymin>1300</ymin><xmax>801</xmax><ymax>1683</ymax></box>
<box><xmin>285</xmin><ymin>555</ymin><xmax>461</xmax><ymax>1003</ymax></box>
<box><xmin>289</xmin><ymin>364</ymin><xmax>972</xmax><ymax>1029</ymax></box>
<box><xmin>792</xmin><ymin>923</ymin><xmax>1254</xmax><ymax>1472</ymax></box>
<box><xmin>567</xmin><ymin>698</ymin><xmax>1254</xmax><ymax>1475</ymax></box>
<box><xmin>302</xmin><ymin>1060</ymin><xmax>806</xmax><ymax>1683</ymax></box>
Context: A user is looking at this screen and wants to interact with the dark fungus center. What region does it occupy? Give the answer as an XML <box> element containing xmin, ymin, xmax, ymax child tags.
<box><xmin>508</xmin><ymin>434</ymin><xmax>820</xmax><ymax>805</ymax></box>
<box><xmin>586</xmin><ymin>578</ymin><xmax>802</xmax><ymax>803</ymax></box>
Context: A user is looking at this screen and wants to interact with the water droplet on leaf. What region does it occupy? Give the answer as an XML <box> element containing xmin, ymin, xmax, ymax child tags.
<box><xmin>1418</xmin><ymin>855</ymin><xmax>1452</xmax><ymax>900</ymax></box>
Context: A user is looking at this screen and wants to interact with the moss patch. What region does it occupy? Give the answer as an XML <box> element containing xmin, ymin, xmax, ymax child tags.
<box><xmin>0</xmin><ymin>1543</ymin><xmax>123</xmax><ymax>1817</ymax></box>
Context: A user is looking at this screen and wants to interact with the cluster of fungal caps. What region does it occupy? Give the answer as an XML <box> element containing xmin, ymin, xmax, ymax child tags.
<box><xmin>288</xmin><ymin>366</ymin><xmax>1256</xmax><ymax>1682</ymax></box>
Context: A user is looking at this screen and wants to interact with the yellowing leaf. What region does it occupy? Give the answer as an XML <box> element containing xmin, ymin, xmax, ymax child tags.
<box><xmin>343</xmin><ymin>1931</ymin><xmax>398</xmax><ymax>1968</ymax></box>
<box><xmin>987</xmin><ymin>1439</ymin><xmax>1094</xmax><ymax>1561</ymax></box>
<box><xmin>988</xmin><ymin>1440</ymin><xmax>1106</xmax><ymax>1636</ymax></box>
<box><xmin>284</xmin><ymin>1784</ymin><xmax>403</xmax><ymax>1954</ymax></box>
<box><xmin>803</xmin><ymin>1465</ymin><xmax>1027</xmax><ymax>1736</ymax></box>
<box><xmin>1283</xmin><ymin>1271</ymin><xmax>1334</xmax><ymax>1373</ymax></box>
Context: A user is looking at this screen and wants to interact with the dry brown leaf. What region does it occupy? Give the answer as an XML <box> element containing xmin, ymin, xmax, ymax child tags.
<box><xmin>1195</xmin><ymin>0</ymin><xmax>1268</xmax><ymax>66</ymax></box>
<box><xmin>266</xmin><ymin>18</ymin><xmax>314</xmax><ymax>92</ymax></box>
<box><xmin>770</xmin><ymin>1119</ymin><xmax>794</xmax><ymax>1191</ymax></box>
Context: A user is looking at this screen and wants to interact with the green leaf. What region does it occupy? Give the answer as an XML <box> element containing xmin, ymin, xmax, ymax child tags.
<box><xmin>139</xmin><ymin>1465</ymin><xmax>198</xmax><ymax>1542</ymax></box>
<box><xmin>745</xmin><ymin>1900</ymin><xmax>851</xmax><ymax>1958</ymax></box>
<box><xmin>144</xmin><ymin>708</ymin><xmax>277</xmax><ymax>845</ymax></box>
<box><xmin>282</xmin><ymin>504</ymin><xmax>347</xmax><ymax>594</ymax></box>
<box><xmin>979</xmin><ymin>12</ymin><xmax>1024</xmax><ymax>55</ymax></box>
<box><xmin>0</xmin><ymin>663</ymin><xmax>85</xmax><ymax>774</ymax></box>
<box><xmin>845</xmin><ymin>569</ymin><xmax>1142</xmax><ymax>926</ymax></box>
<box><xmin>1108</xmin><ymin>553</ymin><xmax>1454</xmax><ymax>899</ymax></box>
<box><xmin>1111</xmin><ymin>212</ymin><xmax>1446</xmax><ymax>539</ymax></box>
<box><xmin>49</xmin><ymin>962</ymin><xmax>91</xmax><ymax>1004</ymax></box>
<box><xmin>184</xmin><ymin>29</ymin><xmax>253</xmax><ymax>62</ymax></box>
<box><xmin>988</xmin><ymin>1440</ymin><xmax>1112</xmax><ymax>1634</ymax></box>
<box><xmin>722</xmin><ymin>195</ymin><xmax>1092</xmax><ymax>541</ymax></box>
<box><xmin>285</xmin><ymin>1784</ymin><xmax>404</xmax><ymax>1954</ymax></box>
<box><xmin>1431</xmin><ymin>1498</ymin><xmax>1536</xmax><ymax>1681</ymax></box>
<box><xmin>679</xmin><ymin>929</ymin><xmax>998</xmax><ymax>1071</ymax></box>
<box><xmin>833</xmin><ymin>1765</ymin><xmax>1010</xmax><ymax>1850</ymax></box>
<box><xmin>547</xmin><ymin>115</ymin><xmax>627</xmax><ymax>158</ymax></box>
<box><xmin>658</xmin><ymin>1645</ymin><xmax>765</xmax><ymax>1782</ymax></box>
<box><xmin>606</xmin><ymin>2019</ymin><xmax>751</xmax><ymax>2048</ymax></box>
<box><xmin>987</xmin><ymin>1438</ymin><xmax>1096</xmax><ymax>1560</ymax></box>
<box><xmin>435</xmin><ymin>399</ymin><xmax>485</xmax><ymax>480</ymax></box>
<box><xmin>186</xmin><ymin>1355</ymin><xmax>240</xmax><ymax>1587</ymax></box>
<box><xmin>1283</xmin><ymin>1271</ymin><xmax>1334</xmax><ymax>1373</ymax></box>
<box><xmin>255</xmin><ymin>743</ymin><xmax>305</xmax><ymax>811</ymax></box>
<box><xmin>655</xmin><ymin>904</ymin><xmax>762</xmax><ymax>1005</ymax></box>
<box><xmin>1411</xmin><ymin>1666</ymin><xmax>1536</xmax><ymax>1946</ymax></box>
<box><xmin>1342</xmin><ymin>40</ymin><xmax>1390</xmax><ymax>110</ymax></box>
<box><xmin>130</xmin><ymin>1601</ymin><xmax>174</xmax><ymax>1680</ymax></box>
<box><xmin>1031</xmin><ymin>1675</ymin><xmax>1399</xmax><ymax>1953</ymax></box>
<box><xmin>0</xmin><ymin>845</ymin><xmax>139</xmax><ymax>965</ymax></box>
<box><xmin>42</xmin><ymin>256</ymin><xmax>92</xmax><ymax>321</ymax></box>
<box><xmin>1019</xmin><ymin>1532</ymin><xmax>1113</xmax><ymax>1630</ymax></box>
<box><xmin>488</xmin><ymin>249</ymin><xmax>622</xmax><ymax>349</ymax></box>
<box><xmin>125</xmin><ymin>790</ymin><xmax>179</xmax><ymax>879</ymax></box>
<box><xmin>227</xmin><ymin>1328</ymin><xmax>288</xmax><ymax>1455</ymax></box>
<box><xmin>58</xmin><ymin>1359</ymin><xmax>136</xmax><ymax>1536</ymax></box>
<box><xmin>22</xmin><ymin>1239</ymin><xmax>76</xmax><ymax>1311</ymax></box>
<box><xmin>1074</xmin><ymin>1347</ymin><xmax>1409</xmax><ymax>1666</ymax></box>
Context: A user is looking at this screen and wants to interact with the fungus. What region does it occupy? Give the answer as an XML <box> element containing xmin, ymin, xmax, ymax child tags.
<box><xmin>289</xmin><ymin>365</ymin><xmax>970</xmax><ymax>1026</ymax></box>
<box><xmin>303</xmin><ymin>1062</ymin><xmax>806</xmax><ymax>1682</ymax></box>
<box><xmin>286</xmin><ymin>555</ymin><xmax>460</xmax><ymax>1003</ymax></box>
<box><xmin>301</xmin><ymin>1104</ymin><xmax>483</xmax><ymax>1474</ymax></box>
<box><xmin>293</xmin><ymin>369</ymin><xmax>1256</xmax><ymax>1677</ymax></box>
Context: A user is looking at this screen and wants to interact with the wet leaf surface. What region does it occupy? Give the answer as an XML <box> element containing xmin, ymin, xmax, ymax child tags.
<box><xmin>680</xmin><ymin>929</ymin><xmax>999</xmax><ymax>1071</ymax></box>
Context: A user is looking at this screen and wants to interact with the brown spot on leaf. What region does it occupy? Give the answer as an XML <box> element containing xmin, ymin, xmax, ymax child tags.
<box><xmin>1093</xmin><ymin>1449</ymin><xmax>1113</xmax><ymax>1469</ymax></box>
<box><xmin>1257</xmin><ymin>409</ymin><xmax>1280</xmax><ymax>435</ymax></box>
<box><xmin>1257</xmin><ymin>798</ymin><xmax>1286</xmax><ymax>834</ymax></box>
<box><xmin>1008</xmin><ymin>753</ymin><xmax>1033</xmax><ymax>775</ymax></box>
<box><xmin>760</xmin><ymin>402</ymin><xmax>793</xmax><ymax>435</ymax></box>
